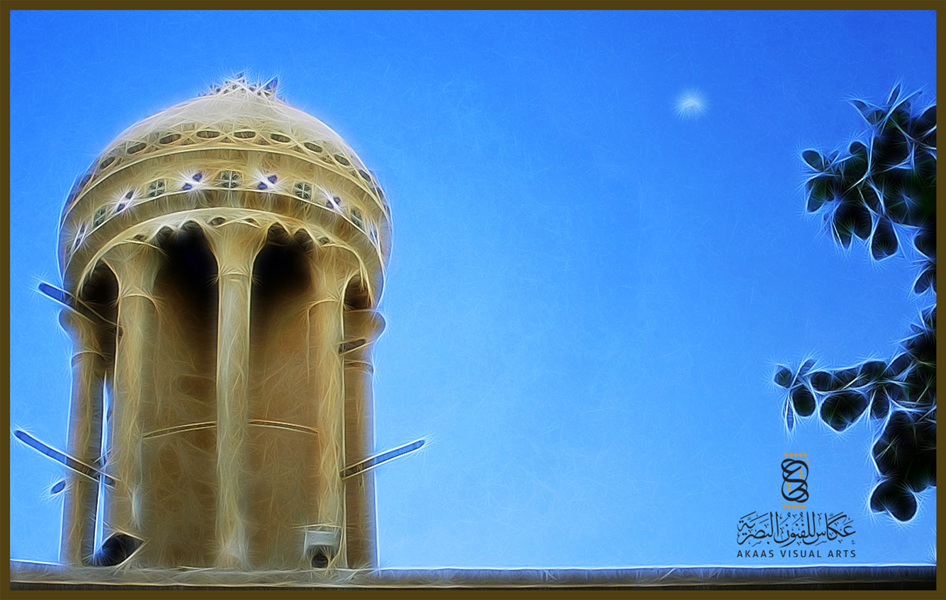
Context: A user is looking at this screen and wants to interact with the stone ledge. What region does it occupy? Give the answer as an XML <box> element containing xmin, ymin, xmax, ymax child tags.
<box><xmin>9</xmin><ymin>561</ymin><xmax>936</xmax><ymax>590</ymax></box>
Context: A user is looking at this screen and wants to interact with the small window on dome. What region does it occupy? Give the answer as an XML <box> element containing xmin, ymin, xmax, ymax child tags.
<box><xmin>334</xmin><ymin>154</ymin><xmax>351</xmax><ymax>167</ymax></box>
<box><xmin>127</xmin><ymin>142</ymin><xmax>147</xmax><ymax>154</ymax></box>
<box><xmin>305</xmin><ymin>142</ymin><xmax>323</xmax><ymax>153</ymax></box>
<box><xmin>196</xmin><ymin>130</ymin><xmax>221</xmax><ymax>139</ymax></box>
<box><xmin>233</xmin><ymin>130</ymin><xmax>256</xmax><ymax>139</ymax></box>
<box><xmin>359</xmin><ymin>169</ymin><xmax>372</xmax><ymax>183</ymax></box>
<box><xmin>293</xmin><ymin>182</ymin><xmax>313</xmax><ymax>201</ymax></box>
<box><xmin>218</xmin><ymin>171</ymin><xmax>241</xmax><ymax>189</ymax></box>
<box><xmin>76</xmin><ymin>172</ymin><xmax>93</xmax><ymax>191</ymax></box>
<box><xmin>73</xmin><ymin>224</ymin><xmax>88</xmax><ymax>252</ymax></box>
<box><xmin>350</xmin><ymin>208</ymin><xmax>363</xmax><ymax>229</ymax></box>
<box><xmin>99</xmin><ymin>156</ymin><xmax>116</xmax><ymax>170</ymax></box>
<box><xmin>159</xmin><ymin>133</ymin><xmax>181</xmax><ymax>145</ymax></box>
<box><xmin>270</xmin><ymin>133</ymin><xmax>291</xmax><ymax>143</ymax></box>
<box><xmin>93</xmin><ymin>206</ymin><xmax>108</xmax><ymax>228</ymax></box>
<box><xmin>146</xmin><ymin>180</ymin><xmax>166</xmax><ymax>198</ymax></box>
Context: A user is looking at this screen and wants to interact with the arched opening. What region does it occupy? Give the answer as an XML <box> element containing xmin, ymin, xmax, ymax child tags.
<box><xmin>247</xmin><ymin>224</ymin><xmax>316</xmax><ymax>568</ymax></box>
<box><xmin>344</xmin><ymin>276</ymin><xmax>372</xmax><ymax>311</ymax></box>
<box><xmin>69</xmin><ymin>262</ymin><xmax>117</xmax><ymax>565</ymax></box>
<box><xmin>142</xmin><ymin>222</ymin><xmax>219</xmax><ymax>567</ymax></box>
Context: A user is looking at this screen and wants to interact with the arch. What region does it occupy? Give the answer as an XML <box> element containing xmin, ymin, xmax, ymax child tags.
<box><xmin>141</xmin><ymin>222</ymin><xmax>219</xmax><ymax>567</ymax></box>
<box><xmin>77</xmin><ymin>260</ymin><xmax>119</xmax><ymax>361</ymax></box>
<box><xmin>246</xmin><ymin>222</ymin><xmax>318</xmax><ymax>567</ymax></box>
<box><xmin>343</xmin><ymin>275</ymin><xmax>372</xmax><ymax>311</ymax></box>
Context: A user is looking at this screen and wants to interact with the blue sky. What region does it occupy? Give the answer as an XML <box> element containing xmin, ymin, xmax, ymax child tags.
<box><xmin>9</xmin><ymin>10</ymin><xmax>937</xmax><ymax>569</ymax></box>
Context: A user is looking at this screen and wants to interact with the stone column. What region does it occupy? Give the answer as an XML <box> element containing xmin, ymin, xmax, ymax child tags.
<box><xmin>342</xmin><ymin>309</ymin><xmax>384</xmax><ymax>569</ymax></box>
<box><xmin>102</xmin><ymin>242</ymin><xmax>160</xmax><ymax>556</ymax></box>
<box><xmin>59</xmin><ymin>310</ymin><xmax>106</xmax><ymax>566</ymax></box>
<box><xmin>342</xmin><ymin>310</ymin><xmax>384</xmax><ymax>568</ymax></box>
<box><xmin>306</xmin><ymin>252</ymin><xmax>347</xmax><ymax>567</ymax></box>
<box><xmin>206</xmin><ymin>220</ymin><xmax>266</xmax><ymax>568</ymax></box>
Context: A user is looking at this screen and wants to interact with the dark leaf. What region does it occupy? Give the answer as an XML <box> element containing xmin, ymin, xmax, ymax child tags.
<box><xmin>870</xmin><ymin>479</ymin><xmax>917</xmax><ymax>521</ymax></box>
<box><xmin>850</xmin><ymin>99</ymin><xmax>869</xmax><ymax>113</ymax></box>
<box><xmin>851</xmin><ymin>203</ymin><xmax>872</xmax><ymax>240</ymax></box>
<box><xmin>913</xmin><ymin>227</ymin><xmax>935</xmax><ymax>259</ymax></box>
<box><xmin>831</xmin><ymin>207</ymin><xmax>855</xmax><ymax>248</ymax></box>
<box><xmin>831</xmin><ymin>222</ymin><xmax>853</xmax><ymax>248</ymax></box>
<box><xmin>860</xmin><ymin>183</ymin><xmax>883</xmax><ymax>212</ymax></box>
<box><xmin>835</xmin><ymin>367</ymin><xmax>861</xmax><ymax>388</ymax></box>
<box><xmin>905</xmin><ymin>365</ymin><xmax>936</xmax><ymax>409</ymax></box>
<box><xmin>913</xmin><ymin>146</ymin><xmax>936</xmax><ymax>185</ymax></box>
<box><xmin>805</xmin><ymin>176</ymin><xmax>832</xmax><ymax>212</ymax></box>
<box><xmin>850</xmin><ymin>99</ymin><xmax>878</xmax><ymax>123</ymax></box>
<box><xmin>882</xmin><ymin>382</ymin><xmax>906</xmax><ymax>408</ymax></box>
<box><xmin>858</xmin><ymin>360</ymin><xmax>887</xmax><ymax>382</ymax></box>
<box><xmin>888</xmin><ymin>106</ymin><xmax>911</xmax><ymax>130</ymax></box>
<box><xmin>883</xmin><ymin>353</ymin><xmax>912</xmax><ymax>379</ymax></box>
<box><xmin>790</xmin><ymin>384</ymin><xmax>817</xmax><ymax>417</ymax></box>
<box><xmin>904</xmin><ymin>449</ymin><xmax>936</xmax><ymax>493</ymax></box>
<box><xmin>910</xmin><ymin>105</ymin><xmax>936</xmax><ymax>139</ymax></box>
<box><xmin>915</xmin><ymin>415</ymin><xmax>936</xmax><ymax>451</ymax></box>
<box><xmin>785</xmin><ymin>398</ymin><xmax>795</xmax><ymax>431</ymax></box>
<box><xmin>802</xmin><ymin>150</ymin><xmax>826</xmax><ymax>171</ymax></box>
<box><xmin>841</xmin><ymin>144</ymin><xmax>869</xmax><ymax>184</ymax></box>
<box><xmin>774</xmin><ymin>365</ymin><xmax>794</xmax><ymax>388</ymax></box>
<box><xmin>869</xmin><ymin>389</ymin><xmax>889</xmax><ymax>419</ymax></box>
<box><xmin>913</xmin><ymin>263</ymin><xmax>935</xmax><ymax>294</ymax></box>
<box><xmin>797</xmin><ymin>359</ymin><xmax>816</xmax><ymax>377</ymax></box>
<box><xmin>809</xmin><ymin>371</ymin><xmax>838</xmax><ymax>392</ymax></box>
<box><xmin>887</xmin><ymin>83</ymin><xmax>902</xmax><ymax>108</ymax></box>
<box><xmin>872</xmin><ymin>129</ymin><xmax>912</xmax><ymax>171</ymax></box>
<box><xmin>873</xmin><ymin>411</ymin><xmax>922</xmax><ymax>473</ymax></box>
<box><xmin>871</xmin><ymin>216</ymin><xmax>898</xmax><ymax>260</ymax></box>
<box><xmin>913</xmin><ymin>104</ymin><xmax>936</xmax><ymax>135</ymax></box>
<box><xmin>904</xmin><ymin>328</ymin><xmax>935</xmax><ymax>364</ymax></box>
<box><xmin>883</xmin><ymin>188</ymin><xmax>911</xmax><ymax>223</ymax></box>
<box><xmin>820</xmin><ymin>390</ymin><xmax>868</xmax><ymax>431</ymax></box>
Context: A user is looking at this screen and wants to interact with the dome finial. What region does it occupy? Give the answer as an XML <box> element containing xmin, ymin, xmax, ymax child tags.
<box><xmin>204</xmin><ymin>75</ymin><xmax>280</xmax><ymax>99</ymax></box>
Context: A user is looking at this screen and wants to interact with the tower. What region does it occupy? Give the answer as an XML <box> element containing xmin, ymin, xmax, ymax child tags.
<box><xmin>56</xmin><ymin>78</ymin><xmax>391</xmax><ymax>570</ymax></box>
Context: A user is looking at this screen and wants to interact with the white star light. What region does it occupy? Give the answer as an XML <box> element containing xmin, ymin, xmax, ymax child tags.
<box><xmin>676</xmin><ymin>89</ymin><xmax>707</xmax><ymax>120</ymax></box>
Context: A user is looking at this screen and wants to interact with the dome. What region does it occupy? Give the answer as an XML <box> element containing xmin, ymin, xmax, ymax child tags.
<box><xmin>63</xmin><ymin>77</ymin><xmax>385</xmax><ymax>216</ymax></box>
<box><xmin>59</xmin><ymin>77</ymin><xmax>391</xmax><ymax>297</ymax></box>
<box><xmin>102</xmin><ymin>79</ymin><xmax>369</xmax><ymax>178</ymax></box>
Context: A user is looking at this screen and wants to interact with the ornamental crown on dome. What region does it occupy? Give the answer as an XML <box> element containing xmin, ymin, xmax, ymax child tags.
<box><xmin>202</xmin><ymin>73</ymin><xmax>280</xmax><ymax>99</ymax></box>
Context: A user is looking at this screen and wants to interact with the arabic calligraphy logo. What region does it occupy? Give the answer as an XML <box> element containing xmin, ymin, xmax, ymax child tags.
<box><xmin>735</xmin><ymin>452</ymin><xmax>857</xmax><ymax>558</ymax></box>
<box><xmin>736</xmin><ymin>511</ymin><xmax>856</xmax><ymax>549</ymax></box>
<box><xmin>781</xmin><ymin>458</ymin><xmax>809</xmax><ymax>503</ymax></box>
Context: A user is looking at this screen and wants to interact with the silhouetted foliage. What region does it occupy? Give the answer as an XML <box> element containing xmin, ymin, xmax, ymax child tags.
<box><xmin>775</xmin><ymin>85</ymin><xmax>936</xmax><ymax>522</ymax></box>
